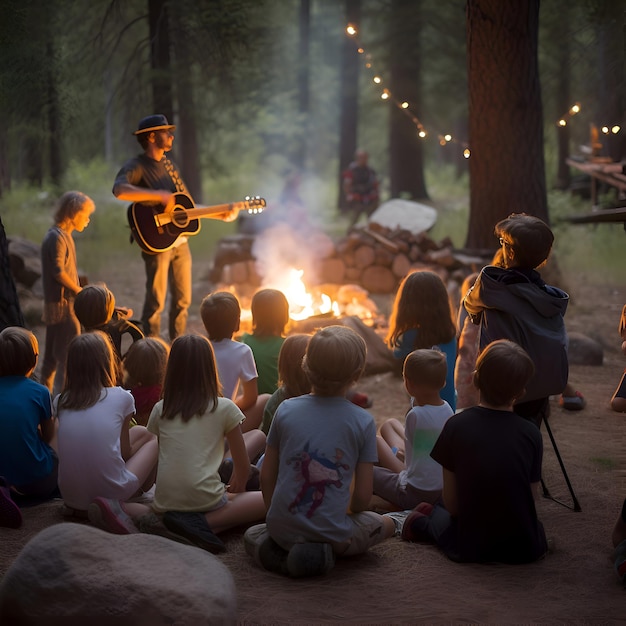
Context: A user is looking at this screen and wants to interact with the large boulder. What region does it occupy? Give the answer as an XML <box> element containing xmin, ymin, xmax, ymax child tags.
<box><xmin>0</xmin><ymin>522</ymin><xmax>237</xmax><ymax>625</ymax></box>
<box><xmin>567</xmin><ymin>331</ymin><xmax>603</xmax><ymax>366</ymax></box>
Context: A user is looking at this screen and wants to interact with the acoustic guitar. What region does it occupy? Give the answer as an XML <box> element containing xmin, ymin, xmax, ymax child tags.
<box><xmin>127</xmin><ymin>192</ymin><xmax>266</xmax><ymax>253</ymax></box>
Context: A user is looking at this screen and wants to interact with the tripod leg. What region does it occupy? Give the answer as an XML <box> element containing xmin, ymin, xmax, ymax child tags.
<box><xmin>542</xmin><ymin>414</ymin><xmax>582</xmax><ymax>512</ymax></box>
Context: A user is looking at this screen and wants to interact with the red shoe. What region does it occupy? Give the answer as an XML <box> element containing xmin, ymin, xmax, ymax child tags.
<box><xmin>88</xmin><ymin>497</ymin><xmax>138</xmax><ymax>534</ymax></box>
<box><xmin>559</xmin><ymin>391</ymin><xmax>586</xmax><ymax>411</ymax></box>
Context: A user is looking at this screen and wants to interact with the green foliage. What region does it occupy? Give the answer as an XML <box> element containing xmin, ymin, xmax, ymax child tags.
<box><xmin>549</xmin><ymin>189</ymin><xmax>626</xmax><ymax>285</ymax></box>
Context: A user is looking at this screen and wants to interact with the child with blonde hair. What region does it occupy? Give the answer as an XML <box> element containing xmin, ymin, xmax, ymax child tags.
<box><xmin>55</xmin><ymin>331</ymin><xmax>158</xmax><ymax>527</ymax></box>
<box><xmin>0</xmin><ymin>327</ymin><xmax>58</xmax><ymax>527</ymax></box>
<box><xmin>40</xmin><ymin>191</ymin><xmax>95</xmax><ymax>395</ymax></box>
<box><xmin>242</xmin><ymin>288</ymin><xmax>290</xmax><ymax>395</ymax></box>
<box><xmin>373</xmin><ymin>349</ymin><xmax>453</xmax><ymax>512</ymax></box>
<box><xmin>387</xmin><ymin>270</ymin><xmax>457</xmax><ymax>411</ymax></box>
<box><xmin>261</xmin><ymin>333</ymin><xmax>312</xmax><ymax>435</ymax></box>
<box><xmin>122</xmin><ymin>337</ymin><xmax>170</xmax><ymax>426</ymax></box>
<box><xmin>245</xmin><ymin>325</ymin><xmax>395</xmax><ymax>578</ymax></box>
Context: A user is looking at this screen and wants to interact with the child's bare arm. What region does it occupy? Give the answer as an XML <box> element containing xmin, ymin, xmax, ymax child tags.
<box><xmin>442</xmin><ymin>468</ymin><xmax>459</xmax><ymax>516</ymax></box>
<box><xmin>260</xmin><ymin>444</ymin><xmax>279</xmax><ymax>510</ymax></box>
<box><xmin>119</xmin><ymin>413</ymin><xmax>134</xmax><ymax>461</ymax></box>
<box><xmin>224</xmin><ymin>424</ymin><xmax>249</xmax><ymax>493</ymax></box>
<box><xmin>350</xmin><ymin>462</ymin><xmax>374</xmax><ymax>513</ymax></box>
<box><xmin>235</xmin><ymin>378</ymin><xmax>258</xmax><ymax>412</ymax></box>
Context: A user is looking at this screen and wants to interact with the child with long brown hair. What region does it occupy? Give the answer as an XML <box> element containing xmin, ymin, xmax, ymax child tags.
<box><xmin>387</xmin><ymin>270</ymin><xmax>457</xmax><ymax>411</ymax></box>
<box><xmin>144</xmin><ymin>334</ymin><xmax>265</xmax><ymax>551</ymax></box>
<box><xmin>261</xmin><ymin>333</ymin><xmax>312</xmax><ymax>435</ymax></box>
<box><xmin>122</xmin><ymin>337</ymin><xmax>169</xmax><ymax>426</ymax></box>
<box><xmin>55</xmin><ymin>331</ymin><xmax>158</xmax><ymax>528</ymax></box>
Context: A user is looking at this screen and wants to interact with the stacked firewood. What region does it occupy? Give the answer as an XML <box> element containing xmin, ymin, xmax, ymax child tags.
<box><xmin>207</xmin><ymin>224</ymin><xmax>489</xmax><ymax>299</ymax></box>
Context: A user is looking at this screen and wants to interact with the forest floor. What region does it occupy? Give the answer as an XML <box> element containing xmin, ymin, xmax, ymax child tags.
<box><xmin>2</xmin><ymin>253</ymin><xmax>626</xmax><ymax>623</ymax></box>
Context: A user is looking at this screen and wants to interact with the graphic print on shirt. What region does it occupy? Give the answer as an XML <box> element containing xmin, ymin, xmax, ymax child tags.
<box><xmin>287</xmin><ymin>444</ymin><xmax>350</xmax><ymax>518</ymax></box>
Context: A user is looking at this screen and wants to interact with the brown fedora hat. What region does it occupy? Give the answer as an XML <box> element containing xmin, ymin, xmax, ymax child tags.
<box><xmin>133</xmin><ymin>114</ymin><xmax>176</xmax><ymax>135</ymax></box>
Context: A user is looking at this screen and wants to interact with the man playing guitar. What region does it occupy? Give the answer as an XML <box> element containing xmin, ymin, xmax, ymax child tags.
<box><xmin>112</xmin><ymin>114</ymin><xmax>236</xmax><ymax>341</ymax></box>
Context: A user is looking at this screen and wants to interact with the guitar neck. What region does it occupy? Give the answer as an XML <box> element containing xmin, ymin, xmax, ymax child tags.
<box><xmin>155</xmin><ymin>201</ymin><xmax>261</xmax><ymax>227</ymax></box>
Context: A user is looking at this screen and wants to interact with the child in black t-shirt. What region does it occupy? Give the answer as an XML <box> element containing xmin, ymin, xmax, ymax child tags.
<box><xmin>402</xmin><ymin>339</ymin><xmax>548</xmax><ymax>564</ymax></box>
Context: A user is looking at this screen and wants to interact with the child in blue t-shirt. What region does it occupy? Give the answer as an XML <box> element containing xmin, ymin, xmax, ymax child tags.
<box><xmin>0</xmin><ymin>327</ymin><xmax>58</xmax><ymax>527</ymax></box>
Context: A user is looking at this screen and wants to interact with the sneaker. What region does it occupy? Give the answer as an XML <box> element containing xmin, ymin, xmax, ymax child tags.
<box><xmin>88</xmin><ymin>498</ymin><xmax>138</xmax><ymax>535</ymax></box>
<box><xmin>258</xmin><ymin>536</ymin><xmax>290</xmax><ymax>575</ymax></box>
<box><xmin>162</xmin><ymin>511</ymin><xmax>226</xmax><ymax>554</ymax></box>
<box><xmin>559</xmin><ymin>391</ymin><xmax>586</xmax><ymax>411</ymax></box>
<box><xmin>286</xmin><ymin>542</ymin><xmax>335</xmax><ymax>578</ymax></box>
<box><xmin>60</xmin><ymin>504</ymin><xmax>89</xmax><ymax>519</ymax></box>
<box><xmin>0</xmin><ymin>478</ymin><xmax>22</xmax><ymax>529</ymax></box>
<box><xmin>401</xmin><ymin>501</ymin><xmax>434</xmax><ymax>543</ymax></box>
<box><xmin>137</xmin><ymin>512</ymin><xmax>196</xmax><ymax>547</ymax></box>
<box><xmin>243</xmin><ymin>524</ymin><xmax>290</xmax><ymax>575</ymax></box>
<box><xmin>382</xmin><ymin>510</ymin><xmax>411</xmax><ymax>537</ymax></box>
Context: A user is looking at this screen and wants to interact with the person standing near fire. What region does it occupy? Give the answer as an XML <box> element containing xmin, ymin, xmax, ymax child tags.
<box><xmin>113</xmin><ymin>114</ymin><xmax>236</xmax><ymax>341</ymax></box>
<box><xmin>342</xmin><ymin>149</ymin><xmax>380</xmax><ymax>228</ymax></box>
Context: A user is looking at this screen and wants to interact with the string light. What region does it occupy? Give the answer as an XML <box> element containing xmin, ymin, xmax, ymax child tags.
<box><xmin>556</xmin><ymin>102</ymin><xmax>581</xmax><ymax>127</ymax></box>
<box><xmin>345</xmin><ymin>23</ymin><xmax>469</xmax><ymax>156</ymax></box>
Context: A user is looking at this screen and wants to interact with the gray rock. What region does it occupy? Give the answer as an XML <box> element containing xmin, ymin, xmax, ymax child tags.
<box><xmin>0</xmin><ymin>522</ymin><xmax>237</xmax><ymax>625</ymax></box>
<box><xmin>568</xmin><ymin>331</ymin><xmax>604</xmax><ymax>366</ymax></box>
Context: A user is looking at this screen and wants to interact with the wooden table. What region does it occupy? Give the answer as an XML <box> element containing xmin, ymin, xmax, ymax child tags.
<box><xmin>563</xmin><ymin>158</ymin><xmax>626</xmax><ymax>224</ymax></box>
<box><xmin>566</xmin><ymin>158</ymin><xmax>626</xmax><ymax>206</ymax></box>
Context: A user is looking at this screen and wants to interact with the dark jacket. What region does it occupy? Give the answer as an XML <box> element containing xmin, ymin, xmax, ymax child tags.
<box><xmin>463</xmin><ymin>265</ymin><xmax>569</xmax><ymax>402</ymax></box>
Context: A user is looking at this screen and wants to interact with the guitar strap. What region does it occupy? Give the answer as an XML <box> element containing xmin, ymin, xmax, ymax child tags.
<box><xmin>163</xmin><ymin>157</ymin><xmax>188</xmax><ymax>195</ymax></box>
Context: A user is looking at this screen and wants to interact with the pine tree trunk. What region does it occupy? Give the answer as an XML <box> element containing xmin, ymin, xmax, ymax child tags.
<box><xmin>389</xmin><ymin>0</ymin><xmax>428</xmax><ymax>200</ymax></box>
<box><xmin>337</xmin><ymin>0</ymin><xmax>361</xmax><ymax>209</ymax></box>
<box><xmin>466</xmin><ymin>0</ymin><xmax>548</xmax><ymax>250</ymax></box>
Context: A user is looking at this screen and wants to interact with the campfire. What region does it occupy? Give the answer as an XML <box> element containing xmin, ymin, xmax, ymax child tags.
<box><xmin>237</xmin><ymin>266</ymin><xmax>379</xmax><ymax>335</ymax></box>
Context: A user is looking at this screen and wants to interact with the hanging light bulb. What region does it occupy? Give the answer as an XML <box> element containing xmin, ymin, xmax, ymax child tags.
<box><xmin>346</xmin><ymin>24</ymin><xmax>357</xmax><ymax>36</ymax></box>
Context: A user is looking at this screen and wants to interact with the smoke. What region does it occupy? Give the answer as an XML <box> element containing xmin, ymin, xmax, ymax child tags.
<box><xmin>252</xmin><ymin>222</ymin><xmax>317</xmax><ymax>290</ymax></box>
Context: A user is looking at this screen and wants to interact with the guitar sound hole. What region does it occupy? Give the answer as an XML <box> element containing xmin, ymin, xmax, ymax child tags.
<box><xmin>171</xmin><ymin>208</ymin><xmax>190</xmax><ymax>228</ymax></box>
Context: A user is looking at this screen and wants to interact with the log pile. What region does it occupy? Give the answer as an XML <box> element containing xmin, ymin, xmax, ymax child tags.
<box><xmin>207</xmin><ymin>224</ymin><xmax>489</xmax><ymax>301</ymax></box>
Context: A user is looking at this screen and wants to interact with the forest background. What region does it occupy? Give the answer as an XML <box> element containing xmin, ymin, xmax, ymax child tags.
<box><xmin>0</xmin><ymin>0</ymin><xmax>624</xmax><ymax>291</ymax></box>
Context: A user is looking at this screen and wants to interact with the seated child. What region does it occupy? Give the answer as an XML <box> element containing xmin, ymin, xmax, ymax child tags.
<box><xmin>386</xmin><ymin>270</ymin><xmax>457</xmax><ymax>411</ymax></box>
<box><xmin>89</xmin><ymin>334</ymin><xmax>266</xmax><ymax>552</ymax></box>
<box><xmin>55</xmin><ymin>332</ymin><xmax>158</xmax><ymax>521</ymax></box>
<box><xmin>402</xmin><ymin>339</ymin><xmax>548</xmax><ymax>564</ymax></box>
<box><xmin>200</xmin><ymin>291</ymin><xmax>268</xmax><ymax>438</ymax></box>
<box><xmin>122</xmin><ymin>337</ymin><xmax>170</xmax><ymax>426</ymax></box>
<box><xmin>74</xmin><ymin>283</ymin><xmax>143</xmax><ymax>358</ymax></box>
<box><xmin>372</xmin><ymin>349</ymin><xmax>454</xmax><ymax>511</ymax></box>
<box><xmin>241</xmin><ymin>288</ymin><xmax>290</xmax><ymax>395</ymax></box>
<box><xmin>0</xmin><ymin>327</ymin><xmax>58</xmax><ymax>527</ymax></box>
<box><xmin>261</xmin><ymin>333</ymin><xmax>312</xmax><ymax>435</ymax></box>
<box><xmin>244</xmin><ymin>325</ymin><xmax>395</xmax><ymax>578</ymax></box>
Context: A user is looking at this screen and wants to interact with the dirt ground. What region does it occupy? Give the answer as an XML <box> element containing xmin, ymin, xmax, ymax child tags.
<box><xmin>2</xmin><ymin>255</ymin><xmax>626</xmax><ymax>623</ymax></box>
